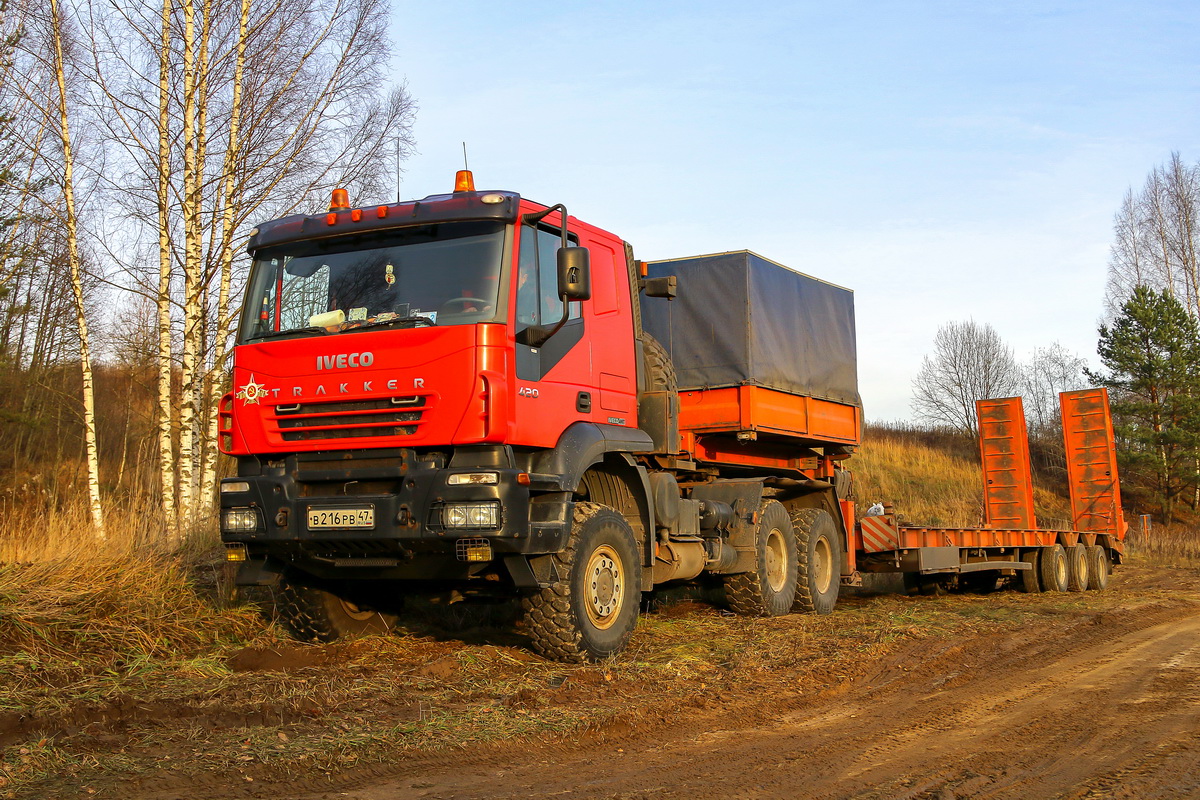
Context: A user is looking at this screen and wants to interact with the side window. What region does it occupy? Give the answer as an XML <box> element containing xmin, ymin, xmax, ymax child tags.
<box><xmin>516</xmin><ymin>225</ymin><xmax>580</xmax><ymax>330</ymax></box>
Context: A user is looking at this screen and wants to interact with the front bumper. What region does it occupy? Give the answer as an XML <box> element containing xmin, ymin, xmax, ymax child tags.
<box><xmin>219</xmin><ymin>448</ymin><xmax>570</xmax><ymax>583</ymax></box>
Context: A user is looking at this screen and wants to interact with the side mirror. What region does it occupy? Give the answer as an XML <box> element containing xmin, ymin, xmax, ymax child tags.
<box><xmin>557</xmin><ymin>246</ymin><xmax>591</xmax><ymax>300</ymax></box>
<box><xmin>640</xmin><ymin>276</ymin><xmax>677</xmax><ymax>299</ymax></box>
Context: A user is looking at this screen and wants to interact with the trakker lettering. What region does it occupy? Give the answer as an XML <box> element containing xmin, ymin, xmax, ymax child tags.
<box><xmin>286</xmin><ymin>378</ymin><xmax>424</xmax><ymax>397</ymax></box>
<box><xmin>317</xmin><ymin>352</ymin><xmax>375</xmax><ymax>370</ymax></box>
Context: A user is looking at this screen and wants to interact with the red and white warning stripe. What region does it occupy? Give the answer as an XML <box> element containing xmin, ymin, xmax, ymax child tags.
<box><xmin>860</xmin><ymin>516</ymin><xmax>900</xmax><ymax>553</ymax></box>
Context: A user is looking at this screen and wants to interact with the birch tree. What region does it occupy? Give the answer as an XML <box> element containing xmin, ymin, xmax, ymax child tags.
<box><xmin>86</xmin><ymin>0</ymin><xmax>414</xmax><ymax>537</ymax></box>
<box><xmin>911</xmin><ymin>320</ymin><xmax>1023</xmax><ymax>436</ymax></box>
<box><xmin>1</xmin><ymin>0</ymin><xmax>106</xmax><ymax>536</ymax></box>
<box><xmin>1105</xmin><ymin>153</ymin><xmax>1200</xmax><ymax>321</ymax></box>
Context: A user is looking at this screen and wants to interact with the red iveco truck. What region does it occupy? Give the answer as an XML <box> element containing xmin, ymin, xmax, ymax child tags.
<box><xmin>219</xmin><ymin>172</ymin><xmax>1127</xmax><ymax>662</ymax></box>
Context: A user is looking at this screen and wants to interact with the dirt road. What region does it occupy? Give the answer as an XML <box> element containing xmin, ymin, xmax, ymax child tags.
<box><xmin>295</xmin><ymin>589</ymin><xmax>1200</xmax><ymax>800</ymax></box>
<box><xmin>17</xmin><ymin>566</ymin><xmax>1200</xmax><ymax>800</ymax></box>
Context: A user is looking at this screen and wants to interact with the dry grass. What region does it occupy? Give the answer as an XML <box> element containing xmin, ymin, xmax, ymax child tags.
<box><xmin>1126</xmin><ymin>524</ymin><xmax>1200</xmax><ymax>568</ymax></box>
<box><xmin>0</xmin><ymin>495</ymin><xmax>218</xmax><ymax>563</ymax></box>
<box><xmin>0</xmin><ymin>556</ymin><xmax>264</xmax><ymax>713</ymax></box>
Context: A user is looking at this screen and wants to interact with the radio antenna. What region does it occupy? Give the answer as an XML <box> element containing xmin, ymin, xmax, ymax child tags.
<box><xmin>462</xmin><ymin>142</ymin><xmax>469</xmax><ymax>171</ymax></box>
<box><xmin>396</xmin><ymin>136</ymin><xmax>401</xmax><ymax>203</ymax></box>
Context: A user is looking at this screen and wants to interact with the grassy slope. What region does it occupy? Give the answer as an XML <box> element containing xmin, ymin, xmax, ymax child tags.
<box><xmin>853</xmin><ymin>426</ymin><xmax>1072</xmax><ymax>528</ymax></box>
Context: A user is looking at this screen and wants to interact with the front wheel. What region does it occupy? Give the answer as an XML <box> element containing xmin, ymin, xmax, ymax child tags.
<box><xmin>523</xmin><ymin>503</ymin><xmax>641</xmax><ymax>663</ymax></box>
<box><xmin>790</xmin><ymin>507</ymin><xmax>841</xmax><ymax>614</ymax></box>
<box><xmin>274</xmin><ymin>577</ymin><xmax>399</xmax><ymax>643</ymax></box>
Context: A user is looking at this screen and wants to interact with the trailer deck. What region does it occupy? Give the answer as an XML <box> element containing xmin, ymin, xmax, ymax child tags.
<box><xmin>852</xmin><ymin>389</ymin><xmax>1127</xmax><ymax>583</ymax></box>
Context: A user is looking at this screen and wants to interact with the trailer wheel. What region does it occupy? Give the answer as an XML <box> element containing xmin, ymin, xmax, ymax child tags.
<box><xmin>1066</xmin><ymin>543</ymin><xmax>1089</xmax><ymax>592</ymax></box>
<box><xmin>522</xmin><ymin>502</ymin><xmax>640</xmax><ymax>663</ymax></box>
<box><xmin>274</xmin><ymin>577</ymin><xmax>398</xmax><ymax>643</ymax></box>
<box><xmin>1019</xmin><ymin>550</ymin><xmax>1042</xmax><ymax>593</ymax></box>
<box><xmin>725</xmin><ymin>500</ymin><xmax>799</xmax><ymax>617</ymax></box>
<box><xmin>789</xmin><ymin>507</ymin><xmax>840</xmax><ymax>614</ymax></box>
<box><xmin>1085</xmin><ymin>545</ymin><xmax>1110</xmax><ymax>591</ymax></box>
<box><xmin>1039</xmin><ymin>544</ymin><xmax>1069</xmax><ymax>592</ymax></box>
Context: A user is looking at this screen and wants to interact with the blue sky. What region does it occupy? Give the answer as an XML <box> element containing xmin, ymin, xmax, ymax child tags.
<box><xmin>389</xmin><ymin>1</ymin><xmax>1200</xmax><ymax>421</ymax></box>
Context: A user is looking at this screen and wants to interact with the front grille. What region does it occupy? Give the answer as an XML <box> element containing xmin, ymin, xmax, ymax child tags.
<box><xmin>273</xmin><ymin>395</ymin><xmax>428</xmax><ymax>443</ymax></box>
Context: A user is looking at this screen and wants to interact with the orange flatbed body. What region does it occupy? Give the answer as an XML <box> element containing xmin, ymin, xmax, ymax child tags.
<box><xmin>676</xmin><ymin>385</ymin><xmax>861</xmax><ymax>472</ymax></box>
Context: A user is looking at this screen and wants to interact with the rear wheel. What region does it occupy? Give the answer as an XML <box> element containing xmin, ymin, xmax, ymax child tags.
<box><xmin>1066</xmin><ymin>543</ymin><xmax>1089</xmax><ymax>592</ymax></box>
<box><xmin>1019</xmin><ymin>550</ymin><xmax>1042</xmax><ymax>593</ymax></box>
<box><xmin>790</xmin><ymin>507</ymin><xmax>840</xmax><ymax>614</ymax></box>
<box><xmin>725</xmin><ymin>500</ymin><xmax>798</xmax><ymax>616</ymax></box>
<box><xmin>274</xmin><ymin>577</ymin><xmax>399</xmax><ymax>643</ymax></box>
<box><xmin>522</xmin><ymin>502</ymin><xmax>641</xmax><ymax>663</ymax></box>
<box><xmin>1039</xmin><ymin>544</ymin><xmax>1069</xmax><ymax>592</ymax></box>
<box><xmin>1086</xmin><ymin>545</ymin><xmax>1111</xmax><ymax>591</ymax></box>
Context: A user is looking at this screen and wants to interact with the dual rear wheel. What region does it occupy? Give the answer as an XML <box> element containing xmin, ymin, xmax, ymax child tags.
<box><xmin>724</xmin><ymin>501</ymin><xmax>840</xmax><ymax>617</ymax></box>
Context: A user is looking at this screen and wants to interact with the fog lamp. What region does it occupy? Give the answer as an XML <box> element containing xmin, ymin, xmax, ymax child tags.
<box><xmin>221</xmin><ymin>508</ymin><xmax>259</xmax><ymax>533</ymax></box>
<box><xmin>443</xmin><ymin>502</ymin><xmax>500</xmax><ymax>530</ymax></box>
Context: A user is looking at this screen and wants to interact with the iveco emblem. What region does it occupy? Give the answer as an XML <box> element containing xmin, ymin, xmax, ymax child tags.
<box><xmin>317</xmin><ymin>352</ymin><xmax>375</xmax><ymax>370</ymax></box>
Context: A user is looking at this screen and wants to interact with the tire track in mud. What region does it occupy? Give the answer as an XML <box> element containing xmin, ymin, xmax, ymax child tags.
<box><xmin>247</xmin><ymin>595</ymin><xmax>1200</xmax><ymax>800</ymax></box>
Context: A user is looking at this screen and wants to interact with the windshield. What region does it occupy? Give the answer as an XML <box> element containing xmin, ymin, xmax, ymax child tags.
<box><xmin>239</xmin><ymin>221</ymin><xmax>506</xmax><ymax>342</ymax></box>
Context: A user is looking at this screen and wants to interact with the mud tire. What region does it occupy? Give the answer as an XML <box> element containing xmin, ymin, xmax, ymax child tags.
<box><xmin>522</xmin><ymin>502</ymin><xmax>641</xmax><ymax>663</ymax></box>
<box><xmin>1086</xmin><ymin>545</ymin><xmax>1111</xmax><ymax>591</ymax></box>
<box><xmin>1019</xmin><ymin>549</ymin><xmax>1042</xmax><ymax>593</ymax></box>
<box><xmin>1066</xmin><ymin>543</ymin><xmax>1089</xmax><ymax>592</ymax></box>
<box><xmin>642</xmin><ymin>334</ymin><xmax>676</xmax><ymax>394</ymax></box>
<box><xmin>274</xmin><ymin>577</ymin><xmax>398</xmax><ymax>643</ymax></box>
<box><xmin>725</xmin><ymin>500</ymin><xmax>799</xmax><ymax>617</ymax></box>
<box><xmin>789</xmin><ymin>507</ymin><xmax>840</xmax><ymax>614</ymax></box>
<box><xmin>1039</xmin><ymin>544</ymin><xmax>1069</xmax><ymax>592</ymax></box>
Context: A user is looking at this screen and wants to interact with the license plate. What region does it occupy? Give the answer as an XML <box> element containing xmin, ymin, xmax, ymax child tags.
<box><xmin>307</xmin><ymin>506</ymin><xmax>375</xmax><ymax>529</ymax></box>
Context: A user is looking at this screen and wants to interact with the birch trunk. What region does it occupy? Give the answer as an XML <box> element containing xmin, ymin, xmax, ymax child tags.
<box><xmin>199</xmin><ymin>0</ymin><xmax>252</xmax><ymax>504</ymax></box>
<box><xmin>49</xmin><ymin>0</ymin><xmax>105</xmax><ymax>540</ymax></box>
<box><xmin>177</xmin><ymin>0</ymin><xmax>204</xmax><ymax>528</ymax></box>
<box><xmin>156</xmin><ymin>0</ymin><xmax>178</xmax><ymax>540</ymax></box>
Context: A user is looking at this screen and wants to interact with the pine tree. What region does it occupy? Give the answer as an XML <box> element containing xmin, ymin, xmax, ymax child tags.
<box><xmin>1090</xmin><ymin>285</ymin><xmax>1200</xmax><ymax>518</ymax></box>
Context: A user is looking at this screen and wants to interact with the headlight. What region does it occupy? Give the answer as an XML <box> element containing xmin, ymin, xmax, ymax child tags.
<box><xmin>220</xmin><ymin>480</ymin><xmax>251</xmax><ymax>493</ymax></box>
<box><xmin>447</xmin><ymin>472</ymin><xmax>498</xmax><ymax>485</ymax></box>
<box><xmin>442</xmin><ymin>502</ymin><xmax>500</xmax><ymax>530</ymax></box>
<box><xmin>221</xmin><ymin>508</ymin><xmax>259</xmax><ymax>533</ymax></box>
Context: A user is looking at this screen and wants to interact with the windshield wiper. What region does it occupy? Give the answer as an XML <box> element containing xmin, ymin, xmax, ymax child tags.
<box><xmin>342</xmin><ymin>315</ymin><xmax>437</xmax><ymax>332</ymax></box>
<box><xmin>247</xmin><ymin>326</ymin><xmax>331</xmax><ymax>341</ymax></box>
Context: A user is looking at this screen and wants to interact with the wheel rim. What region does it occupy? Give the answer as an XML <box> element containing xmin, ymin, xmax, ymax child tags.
<box><xmin>764</xmin><ymin>527</ymin><xmax>788</xmax><ymax>593</ymax></box>
<box><xmin>1077</xmin><ymin>550</ymin><xmax>1089</xmax><ymax>585</ymax></box>
<box><xmin>339</xmin><ymin>599</ymin><xmax>376</xmax><ymax>621</ymax></box>
<box><xmin>1055</xmin><ymin>552</ymin><xmax>1067</xmax><ymax>586</ymax></box>
<box><xmin>585</xmin><ymin>544</ymin><xmax>624</xmax><ymax>630</ymax></box>
<box><xmin>813</xmin><ymin>536</ymin><xmax>833</xmax><ymax>594</ymax></box>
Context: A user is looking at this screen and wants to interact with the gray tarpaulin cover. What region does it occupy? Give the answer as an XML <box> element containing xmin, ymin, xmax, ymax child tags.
<box><xmin>641</xmin><ymin>251</ymin><xmax>861</xmax><ymax>407</ymax></box>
